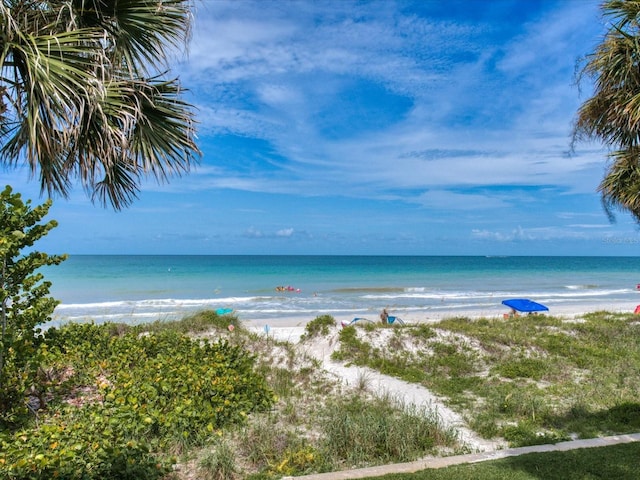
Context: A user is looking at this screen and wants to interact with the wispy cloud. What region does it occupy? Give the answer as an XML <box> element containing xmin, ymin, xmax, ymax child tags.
<box><xmin>179</xmin><ymin>0</ymin><xmax>605</xmax><ymax>205</ymax></box>
<box><xmin>10</xmin><ymin>0</ymin><xmax>637</xmax><ymax>255</ymax></box>
<box><xmin>471</xmin><ymin>224</ymin><xmax>610</xmax><ymax>243</ymax></box>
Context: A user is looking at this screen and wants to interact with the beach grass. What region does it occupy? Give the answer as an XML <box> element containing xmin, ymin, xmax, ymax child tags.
<box><xmin>332</xmin><ymin>311</ymin><xmax>640</xmax><ymax>448</ymax></box>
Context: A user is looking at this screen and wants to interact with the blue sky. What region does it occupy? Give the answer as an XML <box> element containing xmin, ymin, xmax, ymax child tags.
<box><xmin>6</xmin><ymin>0</ymin><xmax>640</xmax><ymax>256</ymax></box>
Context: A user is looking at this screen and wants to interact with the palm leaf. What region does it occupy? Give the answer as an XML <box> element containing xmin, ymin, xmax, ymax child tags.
<box><xmin>0</xmin><ymin>1</ymin><xmax>200</xmax><ymax>209</ymax></box>
<box><xmin>73</xmin><ymin>0</ymin><xmax>192</xmax><ymax>75</ymax></box>
<box><xmin>599</xmin><ymin>148</ymin><xmax>640</xmax><ymax>222</ymax></box>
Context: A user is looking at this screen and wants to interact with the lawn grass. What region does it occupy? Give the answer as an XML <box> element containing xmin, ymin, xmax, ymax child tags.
<box><xmin>363</xmin><ymin>441</ymin><xmax>640</xmax><ymax>479</ymax></box>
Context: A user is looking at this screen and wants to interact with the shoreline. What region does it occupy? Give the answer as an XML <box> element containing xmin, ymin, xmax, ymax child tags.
<box><xmin>47</xmin><ymin>299</ymin><xmax>640</xmax><ymax>334</ymax></box>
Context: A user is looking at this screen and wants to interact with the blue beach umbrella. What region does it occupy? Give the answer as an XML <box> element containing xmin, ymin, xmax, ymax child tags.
<box><xmin>501</xmin><ymin>298</ymin><xmax>549</xmax><ymax>313</ymax></box>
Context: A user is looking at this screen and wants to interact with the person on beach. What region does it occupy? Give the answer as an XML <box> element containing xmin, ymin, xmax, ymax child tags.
<box><xmin>380</xmin><ymin>308</ymin><xmax>389</xmax><ymax>324</ymax></box>
<box><xmin>503</xmin><ymin>308</ymin><xmax>519</xmax><ymax>319</ymax></box>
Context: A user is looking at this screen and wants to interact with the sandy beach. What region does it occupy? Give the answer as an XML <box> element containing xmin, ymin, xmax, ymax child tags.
<box><xmin>243</xmin><ymin>300</ymin><xmax>640</xmax><ymax>335</ymax></box>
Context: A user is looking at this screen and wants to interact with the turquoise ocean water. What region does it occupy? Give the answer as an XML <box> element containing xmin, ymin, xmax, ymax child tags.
<box><xmin>41</xmin><ymin>255</ymin><xmax>640</xmax><ymax>326</ymax></box>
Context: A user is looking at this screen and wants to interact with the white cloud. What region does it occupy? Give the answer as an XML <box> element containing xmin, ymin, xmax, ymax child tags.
<box><xmin>471</xmin><ymin>224</ymin><xmax>606</xmax><ymax>242</ymax></box>
<box><xmin>178</xmin><ymin>0</ymin><xmax>607</xmax><ymax>206</ymax></box>
<box><xmin>276</xmin><ymin>228</ymin><xmax>294</xmax><ymax>237</ymax></box>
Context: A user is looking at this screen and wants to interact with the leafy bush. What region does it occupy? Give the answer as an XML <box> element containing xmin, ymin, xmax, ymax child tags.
<box><xmin>0</xmin><ymin>422</ymin><xmax>169</xmax><ymax>480</ymax></box>
<box><xmin>0</xmin><ymin>322</ymin><xmax>275</xmax><ymax>479</ymax></box>
<box><xmin>0</xmin><ymin>186</ymin><xmax>67</xmax><ymax>427</ymax></box>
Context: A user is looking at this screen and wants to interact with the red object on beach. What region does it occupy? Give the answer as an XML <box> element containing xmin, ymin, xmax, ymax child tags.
<box><xmin>634</xmin><ymin>305</ymin><xmax>640</xmax><ymax>315</ymax></box>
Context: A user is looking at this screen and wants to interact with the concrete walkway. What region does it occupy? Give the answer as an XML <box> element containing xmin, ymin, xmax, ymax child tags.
<box><xmin>284</xmin><ymin>433</ymin><xmax>640</xmax><ymax>480</ymax></box>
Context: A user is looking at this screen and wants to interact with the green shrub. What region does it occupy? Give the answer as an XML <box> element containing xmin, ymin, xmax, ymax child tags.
<box><xmin>0</xmin><ymin>187</ymin><xmax>67</xmax><ymax>427</ymax></box>
<box><xmin>494</xmin><ymin>357</ymin><xmax>548</xmax><ymax>380</ymax></box>
<box><xmin>302</xmin><ymin>315</ymin><xmax>336</xmax><ymax>340</ymax></box>
<box><xmin>0</xmin><ymin>421</ymin><xmax>170</xmax><ymax>480</ymax></box>
<box><xmin>331</xmin><ymin>326</ymin><xmax>371</xmax><ymax>362</ymax></box>
<box><xmin>0</xmin><ymin>322</ymin><xmax>275</xmax><ymax>479</ymax></box>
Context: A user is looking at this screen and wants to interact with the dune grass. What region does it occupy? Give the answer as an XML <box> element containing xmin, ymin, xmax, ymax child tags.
<box><xmin>333</xmin><ymin>311</ymin><xmax>640</xmax><ymax>448</ymax></box>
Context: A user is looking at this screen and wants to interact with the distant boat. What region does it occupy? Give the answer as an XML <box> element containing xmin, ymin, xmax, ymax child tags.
<box><xmin>501</xmin><ymin>298</ymin><xmax>548</xmax><ymax>313</ymax></box>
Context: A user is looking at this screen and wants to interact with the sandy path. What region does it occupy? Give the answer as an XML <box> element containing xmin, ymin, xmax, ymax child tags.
<box><xmin>246</xmin><ymin>303</ymin><xmax>640</xmax><ymax>452</ymax></box>
<box><xmin>251</xmin><ymin>325</ymin><xmax>504</xmax><ymax>453</ymax></box>
<box><xmin>246</xmin><ymin>307</ymin><xmax>640</xmax><ymax>478</ymax></box>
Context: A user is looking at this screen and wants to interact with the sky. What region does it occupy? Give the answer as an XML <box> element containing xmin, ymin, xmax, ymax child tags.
<box><xmin>5</xmin><ymin>0</ymin><xmax>640</xmax><ymax>256</ymax></box>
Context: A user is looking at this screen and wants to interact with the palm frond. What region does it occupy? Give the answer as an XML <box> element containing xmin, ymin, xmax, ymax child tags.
<box><xmin>91</xmin><ymin>160</ymin><xmax>141</xmax><ymax>210</ymax></box>
<box><xmin>598</xmin><ymin>148</ymin><xmax>640</xmax><ymax>222</ymax></box>
<box><xmin>73</xmin><ymin>0</ymin><xmax>193</xmax><ymax>75</ymax></box>
<box><xmin>0</xmin><ymin>0</ymin><xmax>200</xmax><ymax>209</ymax></box>
<box><xmin>0</xmin><ymin>27</ymin><xmax>106</xmax><ymax>196</ymax></box>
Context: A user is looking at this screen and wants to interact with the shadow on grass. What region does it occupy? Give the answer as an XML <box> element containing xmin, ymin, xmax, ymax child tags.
<box><xmin>496</xmin><ymin>441</ymin><xmax>640</xmax><ymax>480</ymax></box>
<box><xmin>374</xmin><ymin>442</ymin><xmax>640</xmax><ymax>479</ymax></box>
<box><xmin>503</xmin><ymin>402</ymin><xmax>640</xmax><ymax>448</ymax></box>
<box><xmin>552</xmin><ymin>401</ymin><xmax>640</xmax><ymax>439</ymax></box>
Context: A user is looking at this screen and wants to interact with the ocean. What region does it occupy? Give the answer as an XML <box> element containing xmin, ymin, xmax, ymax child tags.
<box><xmin>40</xmin><ymin>255</ymin><xmax>640</xmax><ymax>327</ymax></box>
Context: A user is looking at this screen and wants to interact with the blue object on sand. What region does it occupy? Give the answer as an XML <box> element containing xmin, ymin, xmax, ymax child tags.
<box><xmin>341</xmin><ymin>316</ymin><xmax>406</xmax><ymax>327</ymax></box>
<box><xmin>387</xmin><ymin>316</ymin><xmax>405</xmax><ymax>325</ymax></box>
<box><xmin>216</xmin><ymin>308</ymin><xmax>233</xmax><ymax>315</ymax></box>
<box><xmin>501</xmin><ymin>298</ymin><xmax>548</xmax><ymax>313</ymax></box>
<box><xmin>341</xmin><ymin>317</ymin><xmax>375</xmax><ymax>327</ymax></box>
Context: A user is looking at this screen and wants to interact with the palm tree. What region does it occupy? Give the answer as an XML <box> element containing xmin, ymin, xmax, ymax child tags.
<box><xmin>0</xmin><ymin>0</ymin><xmax>200</xmax><ymax>210</ymax></box>
<box><xmin>574</xmin><ymin>0</ymin><xmax>640</xmax><ymax>222</ymax></box>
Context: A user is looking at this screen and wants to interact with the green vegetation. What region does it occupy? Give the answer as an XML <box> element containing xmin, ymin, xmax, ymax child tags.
<box><xmin>0</xmin><ymin>186</ymin><xmax>67</xmax><ymax>427</ymax></box>
<box><xmin>332</xmin><ymin>312</ymin><xmax>640</xmax><ymax>448</ymax></box>
<box><xmin>301</xmin><ymin>314</ymin><xmax>336</xmax><ymax>339</ymax></box>
<box><xmin>573</xmin><ymin>0</ymin><xmax>640</xmax><ymax>222</ymax></box>
<box><xmin>0</xmin><ymin>312</ymin><xmax>457</xmax><ymax>479</ymax></box>
<box><xmin>0</xmin><ymin>0</ymin><xmax>200</xmax><ymax>210</ymax></box>
<box><xmin>362</xmin><ymin>442</ymin><xmax>640</xmax><ymax>479</ymax></box>
<box><xmin>0</xmin><ymin>313</ymin><xmax>274</xmax><ymax>479</ymax></box>
<box><xmin>320</xmin><ymin>393</ymin><xmax>456</xmax><ymax>467</ymax></box>
<box><xmin>3</xmin><ymin>298</ymin><xmax>639</xmax><ymax>479</ymax></box>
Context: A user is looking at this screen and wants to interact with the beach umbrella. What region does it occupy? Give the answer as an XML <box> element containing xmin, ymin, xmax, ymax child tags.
<box><xmin>501</xmin><ymin>298</ymin><xmax>549</xmax><ymax>313</ymax></box>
